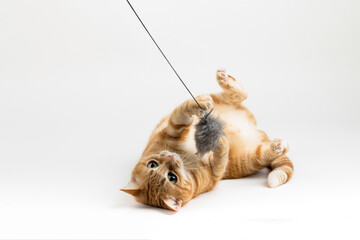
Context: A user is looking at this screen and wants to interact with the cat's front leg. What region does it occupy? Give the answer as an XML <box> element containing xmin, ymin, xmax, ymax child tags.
<box><xmin>166</xmin><ymin>95</ymin><xmax>213</xmax><ymax>138</ymax></box>
<box><xmin>209</xmin><ymin>137</ymin><xmax>229</xmax><ymax>181</ymax></box>
<box><xmin>214</xmin><ymin>68</ymin><xmax>248</xmax><ymax>106</ymax></box>
<box><xmin>191</xmin><ymin>137</ymin><xmax>229</xmax><ymax>196</ymax></box>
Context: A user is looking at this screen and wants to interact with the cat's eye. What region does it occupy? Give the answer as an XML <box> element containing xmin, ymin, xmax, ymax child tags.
<box><xmin>168</xmin><ymin>172</ymin><xmax>178</xmax><ymax>184</ymax></box>
<box><xmin>147</xmin><ymin>161</ymin><xmax>158</xmax><ymax>169</ymax></box>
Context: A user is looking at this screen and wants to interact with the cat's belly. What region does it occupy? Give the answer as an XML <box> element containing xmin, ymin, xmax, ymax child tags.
<box><xmin>214</xmin><ymin>104</ymin><xmax>265</xmax><ymax>178</ymax></box>
<box><xmin>178</xmin><ymin>104</ymin><xmax>263</xmax><ymax>171</ymax></box>
<box><xmin>180</xmin><ymin>104</ymin><xmax>262</xmax><ymax>154</ymax></box>
<box><xmin>214</xmin><ymin>104</ymin><xmax>263</xmax><ymax>147</ymax></box>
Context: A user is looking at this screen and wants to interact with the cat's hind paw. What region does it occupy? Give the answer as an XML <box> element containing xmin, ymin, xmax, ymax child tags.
<box><xmin>271</xmin><ymin>139</ymin><xmax>289</xmax><ymax>155</ymax></box>
<box><xmin>216</xmin><ymin>68</ymin><xmax>241</xmax><ymax>91</ymax></box>
<box><xmin>216</xmin><ymin>68</ymin><xmax>228</xmax><ymax>83</ymax></box>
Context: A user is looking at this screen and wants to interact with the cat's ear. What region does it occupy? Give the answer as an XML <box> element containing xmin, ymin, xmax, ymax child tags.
<box><xmin>163</xmin><ymin>198</ymin><xmax>182</xmax><ymax>211</ymax></box>
<box><xmin>120</xmin><ymin>180</ymin><xmax>141</xmax><ymax>196</ymax></box>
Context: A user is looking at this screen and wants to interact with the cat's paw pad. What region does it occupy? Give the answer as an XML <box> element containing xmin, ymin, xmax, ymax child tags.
<box><xmin>183</xmin><ymin>95</ymin><xmax>213</xmax><ymax>118</ymax></box>
<box><xmin>271</xmin><ymin>139</ymin><xmax>289</xmax><ymax>155</ymax></box>
<box><xmin>216</xmin><ymin>68</ymin><xmax>239</xmax><ymax>90</ymax></box>
<box><xmin>196</xmin><ymin>95</ymin><xmax>214</xmax><ymax>115</ymax></box>
<box><xmin>216</xmin><ymin>68</ymin><xmax>227</xmax><ymax>83</ymax></box>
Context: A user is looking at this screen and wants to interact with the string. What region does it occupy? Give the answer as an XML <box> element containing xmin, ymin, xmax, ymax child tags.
<box><xmin>126</xmin><ymin>0</ymin><xmax>203</xmax><ymax>110</ymax></box>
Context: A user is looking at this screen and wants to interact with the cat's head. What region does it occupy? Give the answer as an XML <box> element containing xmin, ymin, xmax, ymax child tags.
<box><xmin>121</xmin><ymin>150</ymin><xmax>193</xmax><ymax>211</ymax></box>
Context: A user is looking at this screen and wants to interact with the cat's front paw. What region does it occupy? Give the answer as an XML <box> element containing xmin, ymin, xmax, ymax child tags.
<box><xmin>271</xmin><ymin>139</ymin><xmax>289</xmax><ymax>155</ymax></box>
<box><xmin>195</xmin><ymin>95</ymin><xmax>214</xmax><ymax>117</ymax></box>
<box><xmin>183</xmin><ymin>95</ymin><xmax>213</xmax><ymax>118</ymax></box>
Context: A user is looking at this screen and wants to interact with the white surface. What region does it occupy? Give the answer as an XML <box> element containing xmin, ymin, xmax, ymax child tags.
<box><xmin>1</xmin><ymin>0</ymin><xmax>360</xmax><ymax>239</ymax></box>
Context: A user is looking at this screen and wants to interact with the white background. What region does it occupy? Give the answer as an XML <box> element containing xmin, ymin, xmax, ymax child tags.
<box><xmin>1</xmin><ymin>0</ymin><xmax>360</xmax><ymax>239</ymax></box>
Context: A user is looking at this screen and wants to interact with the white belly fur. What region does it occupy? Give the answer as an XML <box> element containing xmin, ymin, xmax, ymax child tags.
<box><xmin>180</xmin><ymin>125</ymin><xmax>198</xmax><ymax>155</ymax></box>
<box><xmin>215</xmin><ymin>104</ymin><xmax>262</xmax><ymax>147</ymax></box>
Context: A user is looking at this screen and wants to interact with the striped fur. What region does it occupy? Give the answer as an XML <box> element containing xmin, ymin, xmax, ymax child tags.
<box><xmin>121</xmin><ymin>69</ymin><xmax>294</xmax><ymax>211</ymax></box>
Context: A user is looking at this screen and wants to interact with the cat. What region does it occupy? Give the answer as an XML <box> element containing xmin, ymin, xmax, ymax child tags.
<box><xmin>121</xmin><ymin>68</ymin><xmax>293</xmax><ymax>211</ymax></box>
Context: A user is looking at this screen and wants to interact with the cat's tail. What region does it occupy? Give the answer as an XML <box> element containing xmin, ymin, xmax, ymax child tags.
<box><xmin>267</xmin><ymin>155</ymin><xmax>294</xmax><ymax>188</ymax></box>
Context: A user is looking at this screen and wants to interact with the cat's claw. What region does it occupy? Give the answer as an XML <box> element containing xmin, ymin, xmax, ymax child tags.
<box><xmin>271</xmin><ymin>139</ymin><xmax>289</xmax><ymax>155</ymax></box>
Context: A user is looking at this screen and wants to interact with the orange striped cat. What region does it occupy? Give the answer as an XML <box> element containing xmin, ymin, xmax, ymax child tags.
<box><xmin>121</xmin><ymin>68</ymin><xmax>293</xmax><ymax>211</ymax></box>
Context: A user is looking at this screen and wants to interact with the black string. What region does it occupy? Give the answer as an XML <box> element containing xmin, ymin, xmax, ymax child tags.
<box><xmin>203</xmin><ymin>108</ymin><xmax>214</xmax><ymax>120</ymax></box>
<box><xmin>126</xmin><ymin>0</ymin><xmax>203</xmax><ymax>110</ymax></box>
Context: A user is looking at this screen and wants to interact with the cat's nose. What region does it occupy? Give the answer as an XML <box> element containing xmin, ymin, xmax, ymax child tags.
<box><xmin>161</xmin><ymin>151</ymin><xmax>181</xmax><ymax>165</ymax></box>
<box><xmin>164</xmin><ymin>153</ymin><xmax>182</xmax><ymax>168</ymax></box>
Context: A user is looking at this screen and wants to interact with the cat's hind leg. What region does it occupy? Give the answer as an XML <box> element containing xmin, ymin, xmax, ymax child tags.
<box><xmin>237</xmin><ymin>138</ymin><xmax>293</xmax><ymax>187</ymax></box>
<box><xmin>211</xmin><ymin>68</ymin><xmax>248</xmax><ymax>110</ymax></box>
<box><xmin>266</xmin><ymin>139</ymin><xmax>293</xmax><ymax>188</ymax></box>
<box><xmin>215</xmin><ymin>68</ymin><xmax>248</xmax><ymax>104</ymax></box>
<box><xmin>224</xmin><ymin>138</ymin><xmax>291</xmax><ymax>179</ymax></box>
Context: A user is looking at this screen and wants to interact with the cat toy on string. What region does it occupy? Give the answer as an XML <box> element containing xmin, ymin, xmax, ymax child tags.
<box><xmin>126</xmin><ymin>0</ymin><xmax>224</xmax><ymax>156</ymax></box>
